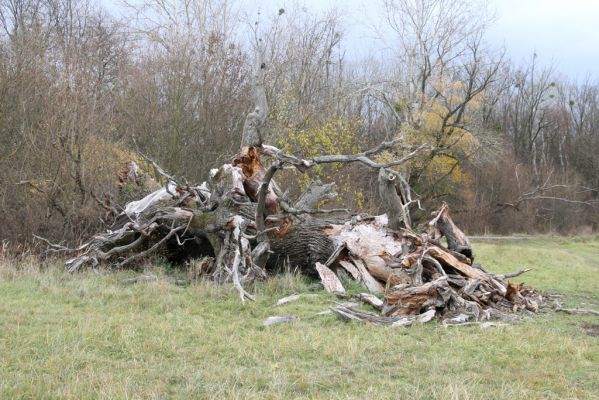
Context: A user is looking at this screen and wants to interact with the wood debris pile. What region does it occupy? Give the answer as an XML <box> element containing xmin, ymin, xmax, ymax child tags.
<box><xmin>43</xmin><ymin>58</ymin><xmax>543</xmax><ymax>326</ymax></box>
<box><xmin>316</xmin><ymin>205</ymin><xmax>542</xmax><ymax>326</ymax></box>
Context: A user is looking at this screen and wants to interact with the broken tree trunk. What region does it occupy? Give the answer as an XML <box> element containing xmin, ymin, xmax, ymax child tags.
<box><xmin>429</xmin><ymin>202</ymin><xmax>473</xmax><ymax>260</ymax></box>
<box><xmin>53</xmin><ymin>53</ymin><xmax>542</xmax><ymax>325</ymax></box>
<box><xmin>378</xmin><ymin>167</ymin><xmax>411</xmax><ymax>230</ymax></box>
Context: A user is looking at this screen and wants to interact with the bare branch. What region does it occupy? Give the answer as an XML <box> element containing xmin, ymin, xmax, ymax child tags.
<box><xmin>117</xmin><ymin>224</ymin><xmax>185</xmax><ymax>268</ymax></box>
<box><xmin>262</xmin><ymin>141</ymin><xmax>432</xmax><ymax>177</ymax></box>
<box><xmin>255</xmin><ymin>161</ymin><xmax>283</xmax><ymax>234</ymax></box>
<box><xmin>494</xmin><ymin>268</ymin><xmax>532</xmax><ymax>280</ymax></box>
<box><xmin>556</xmin><ymin>308</ymin><xmax>599</xmax><ymax>316</ymax></box>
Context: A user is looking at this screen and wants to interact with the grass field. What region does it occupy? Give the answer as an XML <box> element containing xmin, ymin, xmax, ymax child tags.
<box><xmin>1</xmin><ymin>237</ymin><xmax>598</xmax><ymax>399</ymax></box>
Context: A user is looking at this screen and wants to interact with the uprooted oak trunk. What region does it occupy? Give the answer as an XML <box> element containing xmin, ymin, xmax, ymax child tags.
<box><xmin>53</xmin><ymin>59</ymin><xmax>542</xmax><ymax>325</ymax></box>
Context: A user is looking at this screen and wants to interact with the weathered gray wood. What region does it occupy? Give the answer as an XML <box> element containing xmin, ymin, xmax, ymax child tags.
<box><xmin>556</xmin><ymin>307</ymin><xmax>599</xmax><ymax>316</ymax></box>
<box><xmin>261</xmin><ymin>141</ymin><xmax>431</xmax><ymax>177</ymax></box>
<box><xmin>494</xmin><ymin>268</ymin><xmax>532</xmax><ymax>280</ymax></box>
<box><xmin>378</xmin><ymin>167</ymin><xmax>410</xmax><ymax>230</ymax></box>
<box><xmin>430</xmin><ymin>203</ymin><xmax>473</xmax><ymax>260</ymax></box>
<box><xmin>241</xmin><ymin>62</ymin><xmax>268</xmax><ymax>147</ymax></box>
<box><xmin>330</xmin><ymin>305</ymin><xmax>436</xmax><ymax>326</ymax></box>
<box><xmin>273</xmin><ymin>294</ymin><xmax>301</xmax><ymax>307</ymax></box>
<box><xmin>315</xmin><ymin>262</ymin><xmax>346</xmax><ymax>294</ymax></box>
<box><xmin>357</xmin><ymin>293</ymin><xmax>384</xmax><ymax>310</ymax></box>
<box><xmin>294</xmin><ymin>181</ymin><xmax>337</xmax><ymax>211</ymax></box>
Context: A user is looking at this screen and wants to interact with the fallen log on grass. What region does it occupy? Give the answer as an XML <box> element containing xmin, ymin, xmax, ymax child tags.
<box><xmin>45</xmin><ymin>48</ymin><xmax>543</xmax><ymax>325</ymax></box>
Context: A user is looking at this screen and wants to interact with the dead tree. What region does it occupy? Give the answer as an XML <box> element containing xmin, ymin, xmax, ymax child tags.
<box><xmin>56</xmin><ymin>60</ymin><xmax>543</xmax><ymax>322</ymax></box>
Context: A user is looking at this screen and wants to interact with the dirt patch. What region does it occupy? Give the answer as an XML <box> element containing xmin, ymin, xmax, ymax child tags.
<box><xmin>581</xmin><ymin>322</ymin><xmax>599</xmax><ymax>337</ymax></box>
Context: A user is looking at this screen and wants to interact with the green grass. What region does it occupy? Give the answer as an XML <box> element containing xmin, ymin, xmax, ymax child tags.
<box><xmin>1</xmin><ymin>238</ymin><xmax>598</xmax><ymax>399</ymax></box>
<box><xmin>475</xmin><ymin>236</ymin><xmax>599</xmax><ymax>303</ymax></box>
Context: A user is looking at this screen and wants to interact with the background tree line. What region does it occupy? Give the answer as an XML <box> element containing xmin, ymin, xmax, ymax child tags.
<box><xmin>1</xmin><ymin>0</ymin><xmax>597</xmax><ymax>250</ymax></box>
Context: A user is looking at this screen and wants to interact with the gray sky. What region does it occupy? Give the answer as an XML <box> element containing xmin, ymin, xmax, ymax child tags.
<box><xmin>486</xmin><ymin>0</ymin><xmax>599</xmax><ymax>79</ymax></box>
<box><xmin>105</xmin><ymin>0</ymin><xmax>599</xmax><ymax>79</ymax></box>
<box><xmin>249</xmin><ymin>0</ymin><xmax>599</xmax><ymax>78</ymax></box>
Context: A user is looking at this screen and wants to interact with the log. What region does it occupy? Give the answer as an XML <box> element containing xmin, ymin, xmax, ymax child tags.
<box><xmin>427</xmin><ymin>246</ymin><xmax>488</xmax><ymax>281</ymax></box>
<box><xmin>268</xmin><ymin>221</ymin><xmax>335</xmax><ymax>272</ymax></box>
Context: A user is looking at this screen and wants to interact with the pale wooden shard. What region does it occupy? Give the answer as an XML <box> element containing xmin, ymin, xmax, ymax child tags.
<box><xmin>417</xmin><ymin>309</ymin><xmax>436</xmax><ymax>323</ymax></box>
<box><xmin>315</xmin><ymin>262</ymin><xmax>346</xmax><ymax>294</ymax></box>
<box><xmin>351</xmin><ymin>258</ymin><xmax>385</xmax><ymax>293</ymax></box>
<box><xmin>338</xmin><ymin>260</ymin><xmax>361</xmax><ymax>280</ymax></box>
<box><xmin>273</xmin><ymin>294</ymin><xmax>301</xmax><ymax>307</ymax></box>
<box><xmin>357</xmin><ymin>293</ymin><xmax>384</xmax><ymax>310</ymax></box>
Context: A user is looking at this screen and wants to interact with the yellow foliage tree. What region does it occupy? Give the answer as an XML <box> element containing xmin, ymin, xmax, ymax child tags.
<box><xmin>271</xmin><ymin>115</ymin><xmax>366</xmax><ymax>208</ymax></box>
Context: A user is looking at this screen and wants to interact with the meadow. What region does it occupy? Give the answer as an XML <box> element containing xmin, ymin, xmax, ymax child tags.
<box><xmin>1</xmin><ymin>237</ymin><xmax>598</xmax><ymax>399</ymax></box>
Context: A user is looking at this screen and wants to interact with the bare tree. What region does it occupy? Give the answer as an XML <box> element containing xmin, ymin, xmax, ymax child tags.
<box><xmin>374</xmin><ymin>0</ymin><xmax>504</xmax><ymax>216</ymax></box>
<box><xmin>121</xmin><ymin>0</ymin><xmax>251</xmax><ymax>180</ymax></box>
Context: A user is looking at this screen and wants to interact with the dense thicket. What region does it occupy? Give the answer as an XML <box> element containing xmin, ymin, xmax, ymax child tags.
<box><xmin>1</xmin><ymin>0</ymin><xmax>597</xmax><ymax>250</ymax></box>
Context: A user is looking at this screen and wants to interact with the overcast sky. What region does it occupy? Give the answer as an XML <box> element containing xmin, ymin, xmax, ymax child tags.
<box><xmin>486</xmin><ymin>0</ymin><xmax>599</xmax><ymax>79</ymax></box>
<box><xmin>106</xmin><ymin>0</ymin><xmax>599</xmax><ymax>79</ymax></box>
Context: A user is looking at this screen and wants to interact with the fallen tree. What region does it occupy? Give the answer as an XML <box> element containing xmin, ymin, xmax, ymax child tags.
<box><xmin>45</xmin><ymin>57</ymin><xmax>543</xmax><ymax>325</ymax></box>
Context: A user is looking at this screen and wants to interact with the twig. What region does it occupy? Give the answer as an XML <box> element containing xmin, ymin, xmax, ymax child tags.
<box><xmin>132</xmin><ymin>136</ymin><xmax>181</xmax><ymax>187</ymax></box>
<box><xmin>494</xmin><ymin>268</ymin><xmax>532</xmax><ymax>280</ymax></box>
<box><xmin>33</xmin><ymin>234</ymin><xmax>80</xmax><ymax>253</ymax></box>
